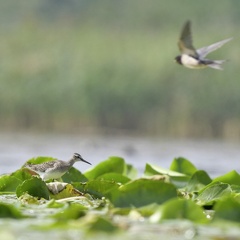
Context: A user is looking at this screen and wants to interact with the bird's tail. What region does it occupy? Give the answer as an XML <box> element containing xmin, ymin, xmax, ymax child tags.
<box><xmin>207</xmin><ymin>60</ymin><xmax>226</xmax><ymax>70</ymax></box>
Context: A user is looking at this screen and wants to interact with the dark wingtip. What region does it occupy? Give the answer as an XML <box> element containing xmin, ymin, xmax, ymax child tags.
<box><xmin>182</xmin><ymin>20</ymin><xmax>191</xmax><ymax>32</ymax></box>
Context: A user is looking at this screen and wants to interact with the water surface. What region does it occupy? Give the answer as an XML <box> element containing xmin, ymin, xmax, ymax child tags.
<box><xmin>0</xmin><ymin>132</ymin><xmax>239</xmax><ymax>177</ymax></box>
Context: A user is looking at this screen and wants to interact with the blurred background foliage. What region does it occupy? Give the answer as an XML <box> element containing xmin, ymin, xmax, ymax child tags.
<box><xmin>0</xmin><ymin>0</ymin><xmax>240</xmax><ymax>139</ymax></box>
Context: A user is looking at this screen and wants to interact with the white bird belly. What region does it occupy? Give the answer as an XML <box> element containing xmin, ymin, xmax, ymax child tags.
<box><xmin>181</xmin><ymin>54</ymin><xmax>207</xmax><ymax>69</ymax></box>
<box><xmin>42</xmin><ymin>170</ymin><xmax>65</xmax><ymax>180</ymax></box>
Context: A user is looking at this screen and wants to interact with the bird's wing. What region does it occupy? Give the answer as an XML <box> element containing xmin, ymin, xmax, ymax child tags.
<box><xmin>30</xmin><ymin>160</ymin><xmax>57</xmax><ymax>172</ymax></box>
<box><xmin>178</xmin><ymin>20</ymin><xmax>198</xmax><ymax>57</ymax></box>
<box><xmin>197</xmin><ymin>38</ymin><xmax>233</xmax><ymax>58</ymax></box>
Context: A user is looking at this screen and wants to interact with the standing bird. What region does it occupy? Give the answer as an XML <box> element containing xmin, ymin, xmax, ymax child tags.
<box><xmin>175</xmin><ymin>20</ymin><xmax>232</xmax><ymax>70</ymax></box>
<box><xmin>24</xmin><ymin>153</ymin><xmax>91</xmax><ymax>181</ymax></box>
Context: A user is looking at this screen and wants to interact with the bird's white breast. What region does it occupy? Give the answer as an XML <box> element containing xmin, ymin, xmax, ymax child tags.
<box><xmin>181</xmin><ymin>54</ymin><xmax>206</xmax><ymax>69</ymax></box>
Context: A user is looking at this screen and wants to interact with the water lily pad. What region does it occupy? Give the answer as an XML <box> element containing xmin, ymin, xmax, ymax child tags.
<box><xmin>96</xmin><ymin>173</ymin><xmax>131</xmax><ymax>184</ymax></box>
<box><xmin>84</xmin><ymin>157</ymin><xmax>126</xmax><ymax>180</ymax></box>
<box><xmin>197</xmin><ymin>182</ymin><xmax>232</xmax><ymax>206</ymax></box>
<box><xmin>170</xmin><ymin>157</ymin><xmax>197</xmax><ymax>176</ymax></box>
<box><xmin>52</xmin><ymin>203</ymin><xmax>86</xmax><ymax>220</ymax></box>
<box><xmin>0</xmin><ymin>175</ymin><xmax>22</xmax><ymax>193</ymax></box>
<box><xmin>16</xmin><ymin>177</ymin><xmax>50</xmax><ymax>199</ymax></box>
<box><xmin>185</xmin><ymin>170</ymin><xmax>212</xmax><ymax>192</ymax></box>
<box><xmin>144</xmin><ymin>163</ymin><xmax>189</xmax><ymax>188</ymax></box>
<box><xmin>109</xmin><ymin>179</ymin><xmax>177</xmax><ymax>208</ymax></box>
<box><xmin>150</xmin><ymin>198</ymin><xmax>208</xmax><ymax>223</ymax></box>
<box><xmin>212</xmin><ymin>170</ymin><xmax>240</xmax><ymax>185</ymax></box>
<box><xmin>61</xmin><ymin>167</ymin><xmax>88</xmax><ymax>183</ymax></box>
<box><xmin>87</xmin><ymin>216</ymin><xmax>118</xmax><ymax>232</ymax></box>
<box><xmin>214</xmin><ymin>197</ymin><xmax>240</xmax><ymax>222</ymax></box>
<box><xmin>73</xmin><ymin>179</ymin><xmax>120</xmax><ymax>198</ymax></box>
<box><xmin>144</xmin><ymin>163</ymin><xmax>187</xmax><ymax>177</ymax></box>
<box><xmin>11</xmin><ymin>169</ymin><xmax>33</xmax><ymax>181</ymax></box>
<box><xmin>0</xmin><ymin>203</ymin><xmax>24</xmax><ymax>219</ymax></box>
<box><xmin>124</xmin><ymin>163</ymin><xmax>138</xmax><ymax>179</ymax></box>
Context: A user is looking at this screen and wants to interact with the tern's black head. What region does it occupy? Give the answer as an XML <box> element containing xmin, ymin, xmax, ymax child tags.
<box><xmin>175</xmin><ymin>55</ymin><xmax>182</xmax><ymax>65</ymax></box>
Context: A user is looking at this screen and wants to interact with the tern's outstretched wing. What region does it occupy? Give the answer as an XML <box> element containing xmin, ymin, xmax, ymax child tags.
<box><xmin>197</xmin><ymin>38</ymin><xmax>233</xmax><ymax>58</ymax></box>
<box><xmin>178</xmin><ymin>20</ymin><xmax>198</xmax><ymax>57</ymax></box>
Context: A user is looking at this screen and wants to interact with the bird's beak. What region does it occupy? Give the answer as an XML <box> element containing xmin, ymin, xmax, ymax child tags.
<box><xmin>81</xmin><ymin>158</ymin><xmax>92</xmax><ymax>165</ymax></box>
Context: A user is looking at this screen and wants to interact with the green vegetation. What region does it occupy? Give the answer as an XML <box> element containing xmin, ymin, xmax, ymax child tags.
<box><xmin>0</xmin><ymin>155</ymin><xmax>240</xmax><ymax>238</ymax></box>
<box><xmin>1</xmin><ymin>1</ymin><xmax>240</xmax><ymax>138</ymax></box>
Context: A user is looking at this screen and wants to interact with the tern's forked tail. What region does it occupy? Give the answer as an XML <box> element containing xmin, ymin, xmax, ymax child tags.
<box><xmin>207</xmin><ymin>60</ymin><xmax>226</xmax><ymax>70</ymax></box>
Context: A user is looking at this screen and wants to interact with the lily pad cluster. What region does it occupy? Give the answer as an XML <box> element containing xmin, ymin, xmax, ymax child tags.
<box><xmin>0</xmin><ymin>156</ymin><xmax>240</xmax><ymax>238</ymax></box>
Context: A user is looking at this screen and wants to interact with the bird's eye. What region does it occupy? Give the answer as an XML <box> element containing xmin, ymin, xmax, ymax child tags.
<box><xmin>74</xmin><ymin>153</ymin><xmax>81</xmax><ymax>158</ymax></box>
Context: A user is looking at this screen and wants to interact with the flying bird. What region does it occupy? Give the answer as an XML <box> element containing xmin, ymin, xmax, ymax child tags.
<box><xmin>175</xmin><ymin>20</ymin><xmax>232</xmax><ymax>70</ymax></box>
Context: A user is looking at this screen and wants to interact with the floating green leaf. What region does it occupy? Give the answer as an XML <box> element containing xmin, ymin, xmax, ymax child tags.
<box><xmin>124</xmin><ymin>163</ymin><xmax>138</xmax><ymax>179</ymax></box>
<box><xmin>214</xmin><ymin>197</ymin><xmax>240</xmax><ymax>222</ymax></box>
<box><xmin>109</xmin><ymin>179</ymin><xmax>177</xmax><ymax>208</ymax></box>
<box><xmin>61</xmin><ymin>167</ymin><xmax>88</xmax><ymax>183</ymax></box>
<box><xmin>46</xmin><ymin>199</ymin><xmax>65</xmax><ymax>209</ymax></box>
<box><xmin>212</xmin><ymin>170</ymin><xmax>240</xmax><ymax>185</ymax></box>
<box><xmin>144</xmin><ymin>163</ymin><xmax>190</xmax><ymax>188</ymax></box>
<box><xmin>87</xmin><ymin>216</ymin><xmax>118</xmax><ymax>232</ymax></box>
<box><xmin>16</xmin><ymin>178</ymin><xmax>50</xmax><ymax>199</ymax></box>
<box><xmin>73</xmin><ymin>179</ymin><xmax>120</xmax><ymax>198</ymax></box>
<box><xmin>197</xmin><ymin>182</ymin><xmax>232</xmax><ymax>206</ymax></box>
<box><xmin>0</xmin><ymin>175</ymin><xmax>22</xmax><ymax>193</ymax></box>
<box><xmin>137</xmin><ymin>203</ymin><xmax>160</xmax><ymax>217</ymax></box>
<box><xmin>52</xmin><ymin>203</ymin><xmax>86</xmax><ymax>220</ymax></box>
<box><xmin>0</xmin><ymin>203</ymin><xmax>24</xmax><ymax>219</ymax></box>
<box><xmin>84</xmin><ymin>157</ymin><xmax>126</xmax><ymax>180</ymax></box>
<box><xmin>231</xmin><ymin>185</ymin><xmax>240</xmax><ymax>194</ymax></box>
<box><xmin>185</xmin><ymin>170</ymin><xmax>212</xmax><ymax>192</ymax></box>
<box><xmin>144</xmin><ymin>163</ymin><xmax>187</xmax><ymax>177</ymax></box>
<box><xmin>151</xmin><ymin>198</ymin><xmax>208</xmax><ymax>223</ymax></box>
<box><xmin>11</xmin><ymin>169</ymin><xmax>33</xmax><ymax>182</ymax></box>
<box><xmin>170</xmin><ymin>157</ymin><xmax>197</xmax><ymax>176</ymax></box>
<box><xmin>96</xmin><ymin>173</ymin><xmax>131</xmax><ymax>184</ymax></box>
